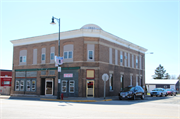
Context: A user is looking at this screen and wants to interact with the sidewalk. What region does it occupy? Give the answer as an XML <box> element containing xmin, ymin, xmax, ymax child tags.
<box><xmin>0</xmin><ymin>94</ymin><xmax>116</xmax><ymax>102</ymax></box>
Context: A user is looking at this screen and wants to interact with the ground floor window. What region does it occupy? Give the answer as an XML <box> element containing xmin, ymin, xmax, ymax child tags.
<box><xmin>62</xmin><ymin>80</ymin><xmax>67</xmax><ymax>93</ymax></box>
<box><xmin>69</xmin><ymin>80</ymin><xmax>75</xmax><ymax>93</ymax></box>
<box><xmin>109</xmin><ymin>74</ymin><xmax>113</xmax><ymax>91</ymax></box>
<box><xmin>15</xmin><ymin>79</ymin><xmax>36</xmax><ymax>92</ymax></box>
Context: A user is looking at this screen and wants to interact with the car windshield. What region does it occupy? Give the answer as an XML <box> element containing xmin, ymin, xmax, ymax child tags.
<box><xmin>152</xmin><ymin>88</ymin><xmax>163</xmax><ymax>91</ymax></box>
<box><xmin>166</xmin><ymin>89</ymin><xmax>171</xmax><ymax>91</ymax></box>
<box><xmin>122</xmin><ymin>87</ymin><xmax>134</xmax><ymax>91</ymax></box>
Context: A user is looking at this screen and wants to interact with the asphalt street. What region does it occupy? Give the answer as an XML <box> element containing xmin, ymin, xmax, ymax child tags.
<box><xmin>0</xmin><ymin>95</ymin><xmax>180</xmax><ymax>119</ymax></box>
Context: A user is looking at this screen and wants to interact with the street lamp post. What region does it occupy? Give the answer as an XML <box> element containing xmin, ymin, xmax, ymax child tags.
<box><xmin>50</xmin><ymin>16</ymin><xmax>61</xmax><ymax>99</ymax></box>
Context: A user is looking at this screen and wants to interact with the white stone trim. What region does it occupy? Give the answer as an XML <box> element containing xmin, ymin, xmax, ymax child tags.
<box><xmin>11</xmin><ymin>28</ymin><xmax>147</xmax><ymax>53</ymax></box>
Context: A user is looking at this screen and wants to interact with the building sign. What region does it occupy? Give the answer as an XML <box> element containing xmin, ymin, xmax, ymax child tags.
<box><xmin>55</xmin><ymin>56</ymin><xmax>63</xmax><ymax>66</ymax></box>
<box><xmin>64</xmin><ymin>74</ymin><xmax>73</xmax><ymax>78</ymax></box>
<box><xmin>86</xmin><ymin>69</ymin><xmax>94</xmax><ymax>79</ymax></box>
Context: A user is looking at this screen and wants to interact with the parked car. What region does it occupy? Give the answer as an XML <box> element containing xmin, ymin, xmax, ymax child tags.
<box><xmin>171</xmin><ymin>89</ymin><xmax>178</xmax><ymax>94</ymax></box>
<box><xmin>166</xmin><ymin>89</ymin><xmax>176</xmax><ymax>96</ymax></box>
<box><xmin>118</xmin><ymin>86</ymin><xmax>145</xmax><ymax>100</ymax></box>
<box><xmin>150</xmin><ymin>88</ymin><xmax>167</xmax><ymax>97</ymax></box>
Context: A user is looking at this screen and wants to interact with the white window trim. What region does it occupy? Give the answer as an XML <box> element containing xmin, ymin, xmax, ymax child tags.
<box><xmin>132</xmin><ymin>55</ymin><xmax>134</xmax><ymax>68</ymax></box>
<box><xmin>88</xmin><ymin>50</ymin><xmax>94</xmax><ymax>60</ymax></box>
<box><xmin>69</xmin><ymin>80</ymin><xmax>75</xmax><ymax>93</ymax></box>
<box><xmin>42</xmin><ymin>53</ymin><xmax>46</xmax><ymax>61</ymax></box>
<box><xmin>62</xmin><ymin>80</ymin><xmax>67</xmax><ymax>93</ymax></box>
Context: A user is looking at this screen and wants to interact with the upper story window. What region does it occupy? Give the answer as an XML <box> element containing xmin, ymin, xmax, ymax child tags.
<box><xmin>50</xmin><ymin>53</ymin><xmax>54</xmax><ymax>60</ymax></box>
<box><xmin>120</xmin><ymin>51</ymin><xmax>123</xmax><ymax>66</ymax></box>
<box><xmin>136</xmin><ymin>56</ymin><xmax>138</xmax><ymax>69</ymax></box>
<box><xmin>42</xmin><ymin>54</ymin><xmax>45</xmax><ymax>60</ymax></box>
<box><xmin>115</xmin><ymin>49</ymin><xmax>118</xmax><ymax>65</ymax></box>
<box><xmin>87</xmin><ymin>44</ymin><xmax>94</xmax><ymax>61</ymax></box>
<box><xmin>64</xmin><ymin>51</ymin><xmax>73</xmax><ymax>59</ymax></box>
<box><xmin>128</xmin><ymin>53</ymin><xmax>130</xmax><ymax>67</ymax></box>
<box><xmin>50</xmin><ymin>46</ymin><xmax>55</xmax><ymax>63</ymax></box>
<box><xmin>20</xmin><ymin>56</ymin><xmax>26</xmax><ymax>62</ymax></box>
<box><xmin>63</xmin><ymin>44</ymin><xmax>73</xmax><ymax>62</ymax></box>
<box><xmin>88</xmin><ymin>50</ymin><xmax>94</xmax><ymax>60</ymax></box>
<box><xmin>33</xmin><ymin>49</ymin><xmax>37</xmax><ymax>64</ymax></box>
<box><xmin>124</xmin><ymin>52</ymin><xmax>127</xmax><ymax>67</ymax></box>
<box><xmin>109</xmin><ymin>48</ymin><xmax>112</xmax><ymax>64</ymax></box>
<box><xmin>41</xmin><ymin>48</ymin><xmax>46</xmax><ymax>64</ymax></box>
<box><xmin>19</xmin><ymin>50</ymin><xmax>27</xmax><ymax>65</ymax></box>
<box><xmin>132</xmin><ymin>54</ymin><xmax>134</xmax><ymax>68</ymax></box>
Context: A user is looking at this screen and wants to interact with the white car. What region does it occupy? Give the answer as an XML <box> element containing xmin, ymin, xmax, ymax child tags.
<box><xmin>150</xmin><ymin>88</ymin><xmax>167</xmax><ymax>97</ymax></box>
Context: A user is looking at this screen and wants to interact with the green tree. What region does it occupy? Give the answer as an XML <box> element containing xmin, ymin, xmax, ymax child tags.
<box><xmin>154</xmin><ymin>64</ymin><xmax>166</xmax><ymax>79</ymax></box>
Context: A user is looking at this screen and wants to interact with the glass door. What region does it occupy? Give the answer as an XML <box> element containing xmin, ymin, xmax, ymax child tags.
<box><xmin>45</xmin><ymin>79</ymin><xmax>53</xmax><ymax>95</ymax></box>
<box><xmin>86</xmin><ymin>80</ymin><xmax>94</xmax><ymax>97</ymax></box>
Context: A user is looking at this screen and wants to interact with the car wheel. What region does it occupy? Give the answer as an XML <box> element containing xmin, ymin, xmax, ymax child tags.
<box><xmin>141</xmin><ymin>94</ymin><xmax>145</xmax><ymax>100</ymax></box>
<box><xmin>156</xmin><ymin>95</ymin><xmax>158</xmax><ymax>97</ymax></box>
<box><xmin>133</xmin><ymin>95</ymin><xmax>136</xmax><ymax>100</ymax></box>
<box><xmin>165</xmin><ymin>94</ymin><xmax>167</xmax><ymax>96</ymax></box>
<box><xmin>119</xmin><ymin>96</ymin><xmax>122</xmax><ymax>100</ymax></box>
<box><xmin>171</xmin><ymin>93</ymin><xmax>173</xmax><ymax>96</ymax></box>
<box><xmin>160</xmin><ymin>93</ymin><xmax>163</xmax><ymax>97</ymax></box>
<box><xmin>151</xmin><ymin>95</ymin><xmax>153</xmax><ymax>97</ymax></box>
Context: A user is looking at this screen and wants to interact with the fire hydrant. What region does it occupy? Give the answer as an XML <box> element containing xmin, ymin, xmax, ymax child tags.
<box><xmin>61</xmin><ymin>93</ymin><xmax>63</xmax><ymax>100</ymax></box>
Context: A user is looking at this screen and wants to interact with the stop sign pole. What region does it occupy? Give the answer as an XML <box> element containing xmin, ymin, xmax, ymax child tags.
<box><xmin>102</xmin><ymin>73</ymin><xmax>109</xmax><ymax>99</ymax></box>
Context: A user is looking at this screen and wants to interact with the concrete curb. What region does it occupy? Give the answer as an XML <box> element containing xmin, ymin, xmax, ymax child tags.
<box><xmin>40</xmin><ymin>98</ymin><xmax>112</xmax><ymax>102</ymax></box>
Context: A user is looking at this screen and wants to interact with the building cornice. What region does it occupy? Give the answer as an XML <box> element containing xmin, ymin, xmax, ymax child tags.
<box><xmin>11</xmin><ymin>28</ymin><xmax>147</xmax><ymax>53</ymax></box>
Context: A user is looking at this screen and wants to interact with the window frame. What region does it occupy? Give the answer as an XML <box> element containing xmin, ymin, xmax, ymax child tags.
<box><xmin>62</xmin><ymin>80</ymin><xmax>67</xmax><ymax>93</ymax></box>
<box><xmin>63</xmin><ymin>51</ymin><xmax>73</xmax><ymax>59</ymax></box>
<box><xmin>20</xmin><ymin>80</ymin><xmax>24</xmax><ymax>91</ymax></box>
<box><xmin>109</xmin><ymin>74</ymin><xmax>113</xmax><ymax>91</ymax></box>
<box><xmin>26</xmin><ymin>80</ymin><xmax>31</xmax><ymax>91</ymax></box>
<box><xmin>88</xmin><ymin>50</ymin><xmax>94</xmax><ymax>60</ymax></box>
<box><xmin>50</xmin><ymin>52</ymin><xmax>55</xmax><ymax>60</ymax></box>
<box><xmin>15</xmin><ymin>80</ymin><xmax>20</xmax><ymax>91</ymax></box>
<box><xmin>31</xmin><ymin>80</ymin><xmax>36</xmax><ymax>92</ymax></box>
<box><xmin>69</xmin><ymin>80</ymin><xmax>75</xmax><ymax>93</ymax></box>
<box><xmin>42</xmin><ymin>53</ymin><xmax>45</xmax><ymax>61</ymax></box>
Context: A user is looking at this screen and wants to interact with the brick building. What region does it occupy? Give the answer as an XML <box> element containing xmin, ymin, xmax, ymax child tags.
<box><xmin>10</xmin><ymin>24</ymin><xmax>147</xmax><ymax>97</ymax></box>
<box><xmin>0</xmin><ymin>69</ymin><xmax>12</xmax><ymax>95</ymax></box>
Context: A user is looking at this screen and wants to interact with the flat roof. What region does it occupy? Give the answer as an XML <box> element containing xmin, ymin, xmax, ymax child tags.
<box><xmin>146</xmin><ymin>79</ymin><xmax>179</xmax><ymax>85</ymax></box>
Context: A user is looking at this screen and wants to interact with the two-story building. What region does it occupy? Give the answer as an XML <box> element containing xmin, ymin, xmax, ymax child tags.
<box><xmin>10</xmin><ymin>24</ymin><xmax>147</xmax><ymax>97</ymax></box>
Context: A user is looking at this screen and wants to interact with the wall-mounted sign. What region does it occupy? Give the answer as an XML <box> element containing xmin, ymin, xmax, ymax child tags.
<box><xmin>58</xmin><ymin>79</ymin><xmax>61</xmax><ymax>83</ymax></box>
<box><xmin>86</xmin><ymin>69</ymin><xmax>94</xmax><ymax>79</ymax></box>
<box><xmin>64</xmin><ymin>73</ymin><xmax>73</xmax><ymax>78</ymax></box>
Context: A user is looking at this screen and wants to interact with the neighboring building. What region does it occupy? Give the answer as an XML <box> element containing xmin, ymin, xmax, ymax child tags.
<box><xmin>10</xmin><ymin>24</ymin><xmax>147</xmax><ymax>97</ymax></box>
<box><xmin>0</xmin><ymin>69</ymin><xmax>12</xmax><ymax>95</ymax></box>
<box><xmin>146</xmin><ymin>79</ymin><xmax>179</xmax><ymax>93</ymax></box>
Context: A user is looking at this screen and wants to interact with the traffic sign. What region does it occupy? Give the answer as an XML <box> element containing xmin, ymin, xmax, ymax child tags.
<box><xmin>102</xmin><ymin>73</ymin><xmax>109</xmax><ymax>81</ymax></box>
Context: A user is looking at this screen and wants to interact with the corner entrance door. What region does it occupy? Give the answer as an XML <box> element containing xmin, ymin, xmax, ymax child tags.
<box><xmin>45</xmin><ymin>78</ymin><xmax>53</xmax><ymax>95</ymax></box>
<box><xmin>86</xmin><ymin>80</ymin><xmax>94</xmax><ymax>97</ymax></box>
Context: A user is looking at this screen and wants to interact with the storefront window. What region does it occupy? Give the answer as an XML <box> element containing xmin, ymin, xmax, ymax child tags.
<box><xmin>20</xmin><ymin>80</ymin><xmax>24</xmax><ymax>91</ymax></box>
<box><xmin>31</xmin><ymin>80</ymin><xmax>36</xmax><ymax>91</ymax></box>
<box><xmin>69</xmin><ymin>80</ymin><xmax>75</xmax><ymax>93</ymax></box>
<box><xmin>62</xmin><ymin>80</ymin><xmax>67</xmax><ymax>92</ymax></box>
<box><xmin>4</xmin><ymin>81</ymin><xmax>10</xmax><ymax>85</ymax></box>
<box><xmin>26</xmin><ymin>80</ymin><xmax>31</xmax><ymax>91</ymax></box>
<box><xmin>15</xmin><ymin>80</ymin><xmax>19</xmax><ymax>91</ymax></box>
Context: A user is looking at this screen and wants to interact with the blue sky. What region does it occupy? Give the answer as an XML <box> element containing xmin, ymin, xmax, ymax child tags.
<box><xmin>0</xmin><ymin>0</ymin><xmax>179</xmax><ymax>81</ymax></box>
